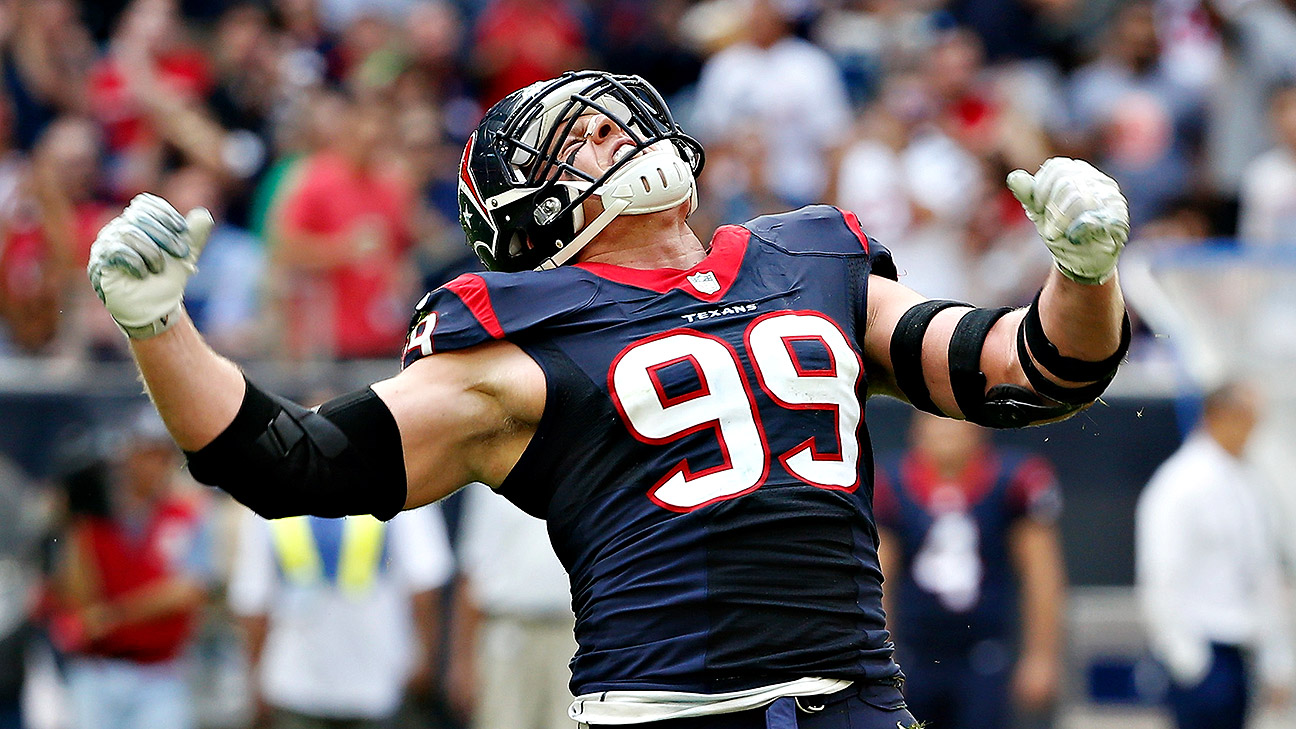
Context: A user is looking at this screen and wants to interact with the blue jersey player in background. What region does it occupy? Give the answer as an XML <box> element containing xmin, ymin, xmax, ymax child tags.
<box><xmin>85</xmin><ymin>71</ymin><xmax>1132</xmax><ymax>728</ymax></box>
<box><xmin>876</xmin><ymin>414</ymin><xmax>1066</xmax><ymax>729</ymax></box>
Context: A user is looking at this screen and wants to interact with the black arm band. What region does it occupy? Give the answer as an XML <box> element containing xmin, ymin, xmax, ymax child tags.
<box><xmin>947</xmin><ymin>306</ymin><xmax>1013</xmax><ymax>425</ymax></box>
<box><xmin>1022</xmin><ymin>289</ymin><xmax>1132</xmax><ymax>382</ymax></box>
<box><xmin>1017</xmin><ymin>291</ymin><xmax>1131</xmax><ymax>405</ymax></box>
<box><xmin>889</xmin><ymin>299</ymin><xmax>969</xmax><ymax>415</ymax></box>
<box><xmin>185</xmin><ymin>377</ymin><xmax>407</xmax><ymax>520</ymax></box>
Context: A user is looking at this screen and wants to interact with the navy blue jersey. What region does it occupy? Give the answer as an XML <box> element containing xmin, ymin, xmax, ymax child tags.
<box><xmin>403</xmin><ymin>206</ymin><xmax>902</xmax><ymax>695</ymax></box>
<box><xmin>875</xmin><ymin>448</ymin><xmax>1060</xmax><ymax>657</ymax></box>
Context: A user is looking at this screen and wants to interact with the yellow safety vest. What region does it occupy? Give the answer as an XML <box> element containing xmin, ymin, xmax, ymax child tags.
<box><xmin>269</xmin><ymin>516</ymin><xmax>387</xmax><ymax>595</ymax></box>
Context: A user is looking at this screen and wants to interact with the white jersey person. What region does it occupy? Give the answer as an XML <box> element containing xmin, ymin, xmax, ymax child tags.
<box><xmin>1136</xmin><ymin>382</ymin><xmax>1294</xmax><ymax>729</ymax></box>
<box><xmin>86</xmin><ymin>72</ymin><xmax>1130</xmax><ymax>729</ymax></box>
<box><xmin>228</xmin><ymin>505</ymin><xmax>453</xmax><ymax>729</ymax></box>
<box><xmin>451</xmin><ymin>483</ymin><xmax>576</xmax><ymax>729</ymax></box>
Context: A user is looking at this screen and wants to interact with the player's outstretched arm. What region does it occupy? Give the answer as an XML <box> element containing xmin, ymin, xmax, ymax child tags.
<box><xmin>87</xmin><ymin>193</ymin><xmax>246</xmax><ymax>448</ymax></box>
<box><xmin>89</xmin><ymin>195</ymin><xmax>543</xmax><ymax>518</ymax></box>
<box><xmin>863</xmin><ymin>157</ymin><xmax>1129</xmax><ymax>427</ymax></box>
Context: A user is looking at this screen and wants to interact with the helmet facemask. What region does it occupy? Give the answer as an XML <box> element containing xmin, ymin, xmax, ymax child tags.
<box><xmin>461</xmin><ymin>71</ymin><xmax>705</xmax><ymax>272</ymax></box>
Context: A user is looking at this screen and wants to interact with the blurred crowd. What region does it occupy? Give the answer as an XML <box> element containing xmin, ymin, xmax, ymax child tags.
<box><xmin>0</xmin><ymin>399</ymin><xmax>578</xmax><ymax>729</ymax></box>
<box><xmin>1</xmin><ymin>2</ymin><xmax>1295</xmax><ymax>729</ymax></box>
<box><xmin>1</xmin><ymin>0</ymin><xmax>1296</xmax><ymax>363</ymax></box>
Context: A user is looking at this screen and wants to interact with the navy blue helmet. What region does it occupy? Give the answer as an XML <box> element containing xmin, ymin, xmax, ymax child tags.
<box><xmin>457</xmin><ymin>71</ymin><xmax>705</xmax><ymax>272</ymax></box>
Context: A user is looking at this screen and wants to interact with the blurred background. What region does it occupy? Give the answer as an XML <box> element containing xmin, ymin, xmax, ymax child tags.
<box><xmin>0</xmin><ymin>0</ymin><xmax>1294</xmax><ymax>728</ymax></box>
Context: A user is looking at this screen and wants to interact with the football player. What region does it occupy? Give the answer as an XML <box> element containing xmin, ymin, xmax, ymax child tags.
<box><xmin>86</xmin><ymin>71</ymin><xmax>1130</xmax><ymax>729</ymax></box>
<box><xmin>875</xmin><ymin>414</ymin><xmax>1066</xmax><ymax>729</ymax></box>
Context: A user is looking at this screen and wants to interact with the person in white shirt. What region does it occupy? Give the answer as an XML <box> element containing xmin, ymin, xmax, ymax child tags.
<box><xmin>1136</xmin><ymin>382</ymin><xmax>1294</xmax><ymax>729</ymax></box>
<box><xmin>689</xmin><ymin>0</ymin><xmax>852</xmax><ymax>214</ymax></box>
<box><xmin>228</xmin><ymin>505</ymin><xmax>454</xmax><ymax>729</ymax></box>
<box><xmin>449</xmin><ymin>483</ymin><xmax>576</xmax><ymax>729</ymax></box>
<box><xmin>1238</xmin><ymin>80</ymin><xmax>1296</xmax><ymax>247</ymax></box>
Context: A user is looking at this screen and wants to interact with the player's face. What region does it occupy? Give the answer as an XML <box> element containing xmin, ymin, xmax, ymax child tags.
<box><xmin>552</xmin><ymin>111</ymin><xmax>683</xmax><ymax>223</ymax></box>
<box><xmin>554</xmin><ymin>112</ymin><xmax>641</xmax><ymax>181</ymax></box>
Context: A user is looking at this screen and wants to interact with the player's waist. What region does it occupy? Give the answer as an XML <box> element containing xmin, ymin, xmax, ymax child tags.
<box><xmin>570</xmin><ymin>677</ymin><xmax>906</xmax><ymax>726</ymax></box>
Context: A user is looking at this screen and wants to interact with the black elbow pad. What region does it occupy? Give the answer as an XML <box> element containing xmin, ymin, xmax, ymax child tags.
<box><xmin>186</xmin><ymin>378</ymin><xmax>407</xmax><ymax>520</ymax></box>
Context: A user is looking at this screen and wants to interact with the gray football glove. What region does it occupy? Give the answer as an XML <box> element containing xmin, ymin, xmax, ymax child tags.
<box><xmin>87</xmin><ymin>193</ymin><xmax>213</xmax><ymax>339</ymax></box>
<box><xmin>1007</xmin><ymin>157</ymin><xmax>1129</xmax><ymax>285</ymax></box>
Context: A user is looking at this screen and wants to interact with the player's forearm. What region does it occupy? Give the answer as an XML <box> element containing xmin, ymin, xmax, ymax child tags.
<box><xmin>1037</xmin><ymin>269</ymin><xmax>1126</xmax><ymax>367</ymax></box>
<box><xmin>1012</xmin><ymin>523</ymin><xmax>1066</xmax><ymax>662</ymax></box>
<box><xmin>130</xmin><ymin>312</ymin><xmax>246</xmax><ymax>451</ymax></box>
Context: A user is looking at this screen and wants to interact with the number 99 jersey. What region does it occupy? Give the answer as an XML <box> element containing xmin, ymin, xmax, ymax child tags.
<box><xmin>403</xmin><ymin>206</ymin><xmax>904</xmax><ymax>696</ymax></box>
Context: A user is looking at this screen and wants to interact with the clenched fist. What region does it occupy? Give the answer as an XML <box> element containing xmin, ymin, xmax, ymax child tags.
<box><xmin>87</xmin><ymin>193</ymin><xmax>213</xmax><ymax>339</ymax></box>
<box><xmin>1007</xmin><ymin>157</ymin><xmax>1129</xmax><ymax>285</ymax></box>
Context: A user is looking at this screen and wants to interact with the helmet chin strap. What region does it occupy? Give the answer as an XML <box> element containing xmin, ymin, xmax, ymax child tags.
<box><xmin>536</xmin><ymin>147</ymin><xmax>696</xmax><ymax>271</ymax></box>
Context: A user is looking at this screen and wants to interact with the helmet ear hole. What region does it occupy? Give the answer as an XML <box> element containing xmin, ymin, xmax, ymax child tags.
<box><xmin>508</xmin><ymin>231</ymin><xmax>529</xmax><ymax>256</ymax></box>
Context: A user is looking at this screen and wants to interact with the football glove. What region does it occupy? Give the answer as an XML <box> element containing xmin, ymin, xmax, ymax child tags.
<box><xmin>87</xmin><ymin>193</ymin><xmax>213</xmax><ymax>339</ymax></box>
<box><xmin>1007</xmin><ymin>157</ymin><xmax>1129</xmax><ymax>285</ymax></box>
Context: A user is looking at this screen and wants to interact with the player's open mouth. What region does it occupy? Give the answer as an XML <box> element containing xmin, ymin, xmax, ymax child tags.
<box><xmin>612</xmin><ymin>142</ymin><xmax>636</xmax><ymax>164</ymax></box>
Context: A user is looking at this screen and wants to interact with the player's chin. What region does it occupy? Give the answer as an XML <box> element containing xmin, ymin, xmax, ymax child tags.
<box><xmin>605</xmin><ymin>200</ymin><xmax>690</xmax><ymax>230</ymax></box>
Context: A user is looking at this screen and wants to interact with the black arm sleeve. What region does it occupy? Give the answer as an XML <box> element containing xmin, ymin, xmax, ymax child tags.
<box><xmin>185</xmin><ymin>377</ymin><xmax>407</xmax><ymax>520</ymax></box>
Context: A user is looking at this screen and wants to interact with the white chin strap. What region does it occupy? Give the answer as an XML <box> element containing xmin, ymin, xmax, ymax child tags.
<box><xmin>536</xmin><ymin>147</ymin><xmax>697</xmax><ymax>271</ymax></box>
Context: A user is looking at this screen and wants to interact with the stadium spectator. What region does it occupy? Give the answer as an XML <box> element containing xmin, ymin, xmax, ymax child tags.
<box><xmin>0</xmin><ymin>0</ymin><xmax>95</xmax><ymax>151</ymax></box>
<box><xmin>1067</xmin><ymin>0</ymin><xmax>1207</xmax><ymax>226</ymax></box>
<box><xmin>691</xmin><ymin>0</ymin><xmax>852</xmax><ymax>218</ymax></box>
<box><xmin>270</xmin><ymin>91</ymin><xmax>417</xmax><ymax>360</ymax></box>
<box><xmin>200</xmin><ymin>2</ymin><xmax>284</xmax><ymax>227</ymax></box>
<box><xmin>88</xmin><ymin>0</ymin><xmax>214</xmax><ymax>197</ymax></box>
<box><xmin>0</xmin><ymin>454</ymin><xmax>43</xmax><ymax>729</ymax></box>
<box><xmin>833</xmin><ymin>26</ymin><xmax>1053</xmax><ymax>309</ymax></box>
<box><xmin>391</xmin><ymin>102</ymin><xmax>482</xmax><ymax>291</ymax></box>
<box><xmin>395</xmin><ymin>0</ymin><xmax>478</xmax><ymax>143</ymax></box>
<box><xmin>15</xmin><ymin>116</ymin><xmax>120</xmax><ymax>357</ymax></box>
<box><xmin>832</xmin><ymin>86</ymin><xmax>982</xmax><ymax>300</ymax></box>
<box><xmin>810</xmin><ymin>0</ymin><xmax>941</xmax><ymax>106</ymax></box>
<box><xmin>50</xmin><ymin>407</ymin><xmax>213</xmax><ymax>729</ymax></box>
<box><xmin>1204</xmin><ymin>0</ymin><xmax>1296</xmax><ymax>197</ymax></box>
<box><xmin>470</xmin><ymin>0</ymin><xmax>589</xmax><ymax>107</ymax></box>
<box><xmin>228</xmin><ymin>504</ymin><xmax>453</xmax><ymax>729</ymax></box>
<box><xmin>876</xmin><ymin>414</ymin><xmax>1066</xmax><ymax>729</ymax></box>
<box><xmin>1136</xmin><ymin>382</ymin><xmax>1294</xmax><ymax>729</ymax></box>
<box><xmin>590</xmin><ymin>1</ymin><xmax>703</xmax><ymax>99</ymax></box>
<box><xmin>3</xmin><ymin>112</ymin><xmax>135</xmax><ymax>358</ymax></box>
<box><xmin>920</xmin><ymin>29</ymin><xmax>1050</xmax><ymax>170</ymax></box>
<box><xmin>27</xmin><ymin>117</ymin><xmax>115</xmax><ymax>270</ymax></box>
<box><xmin>331</xmin><ymin>12</ymin><xmax>400</xmax><ymax>90</ymax></box>
<box><xmin>449</xmin><ymin>483</ymin><xmax>576</xmax><ymax>729</ymax></box>
<box><xmin>1238</xmin><ymin>80</ymin><xmax>1296</xmax><ymax>246</ymax></box>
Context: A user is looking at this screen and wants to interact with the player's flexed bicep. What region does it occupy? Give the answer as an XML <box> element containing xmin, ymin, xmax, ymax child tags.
<box><xmin>181</xmin><ymin>341</ymin><xmax>544</xmax><ymax>520</ymax></box>
<box><xmin>861</xmin><ymin>157</ymin><xmax>1132</xmax><ymax>428</ymax></box>
<box><xmin>374</xmin><ymin>340</ymin><xmax>545</xmax><ymax>508</ymax></box>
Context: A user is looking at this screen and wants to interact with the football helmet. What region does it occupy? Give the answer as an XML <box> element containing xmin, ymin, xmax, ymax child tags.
<box><xmin>457</xmin><ymin>70</ymin><xmax>705</xmax><ymax>272</ymax></box>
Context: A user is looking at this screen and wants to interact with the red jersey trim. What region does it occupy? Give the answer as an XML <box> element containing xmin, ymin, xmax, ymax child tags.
<box><xmin>833</xmin><ymin>207</ymin><xmax>871</xmax><ymax>253</ymax></box>
<box><xmin>573</xmin><ymin>225</ymin><xmax>750</xmax><ymax>302</ymax></box>
<box><xmin>445</xmin><ymin>274</ymin><xmax>505</xmax><ymax>339</ymax></box>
